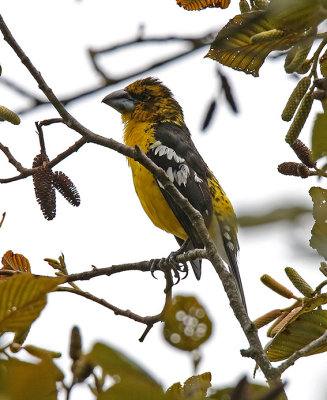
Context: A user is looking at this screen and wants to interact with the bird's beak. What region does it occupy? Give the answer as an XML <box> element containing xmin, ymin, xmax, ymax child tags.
<box><xmin>102</xmin><ymin>89</ymin><xmax>135</xmax><ymax>114</ymax></box>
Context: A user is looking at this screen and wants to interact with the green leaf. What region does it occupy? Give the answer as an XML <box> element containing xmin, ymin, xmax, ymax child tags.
<box><xmin>265</xmin><ymin>309</ymin><xmax>327</xmax><ymax>361</ymax></box>
<box><xmin>209</xmin><ymin>382</ymin><xmax>271</xmax><ymax>399</ymax></box>
<box><xmin>312</xmin><ymin>113</ymin><xmax>327</xmax><ymax>161</ymax></box>
<box><xmin>98</xmin><ymin>375</ymin><xmax>166</xmax><ymax>400</ymax></box>
<box><xmin>309</xmin><ymin>187</ymin><xmax>327</xmax><ymax>259</ymax></box>
<box><xmin>206</xmin><ymin>0</ymin><xmax>324</xmax><ymax>76</ymax></box>
<box><xmin>87</xmin><ymin>342</ymin><xmax>159</xmax><ymax>386</ymax></box>
<box><xmin>0</xmin><ymin>357</ymin><xmax>63</xmax><ymax>400</ymax></box>
<box><xmin>0</xmin><ymin>274</ymin><xmax>65</xmax><ymax>333</ymax></box>
<box><xmin>206</xmin><ymin>11</ymin><xmax>299</xmax><ymax>76</ymax></box>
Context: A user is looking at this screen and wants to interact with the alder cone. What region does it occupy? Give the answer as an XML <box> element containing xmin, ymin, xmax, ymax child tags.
<box><xmin>32</xmin><ymin>153</ymin><xmax>56</xmax><ymax>220</ymax></box>
<box><xmin>52</xmin><ymin>171</ymin><xmax>80</xmax><ymax>207</ymax></box>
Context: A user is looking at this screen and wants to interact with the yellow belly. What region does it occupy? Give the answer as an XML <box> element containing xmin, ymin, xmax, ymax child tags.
<box><xmin>129</xmin><ymin>159</ymin><xmax>187</xmax><ymax>240</ymax></box>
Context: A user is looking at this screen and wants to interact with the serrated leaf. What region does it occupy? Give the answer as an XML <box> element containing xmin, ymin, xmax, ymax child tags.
<box><xmin>0</xmin><ymin>357</ymin><xmax>62</xmax><ymax>400</ymax></box>
<box><xmin>206</xmin><ymin>11</ymin><xmax>299</xmax><ymax>76</ymax></box>
<box><xmin>311</xmin><ymin>113</ymin><xmax>327</xmax><ymax>161</ymax></box>
<box><xmin>176</xmin><ymin>0</ymin><xmax>230</xmax><ymax>11</ymax></box>
<box><xmin>309</xmin><ymin>187</ymin><xmax>327</xmax><ymax>259</ymax></box>
<box><xmin>265</xmin><ymin>309</ymin><xmax>327</xmax><ymax>361</ymax></box>
<box><xmin>0</xmin><ymin>274</ymin><xmax>65</xmax><ymax>333</ymax></box>
<box><xmin>87</xmin><ymin>342</ymin><xmax>159</xmax><ymax>386</ymax></box>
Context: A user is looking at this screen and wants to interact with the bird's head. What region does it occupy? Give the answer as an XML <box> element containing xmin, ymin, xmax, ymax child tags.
<box><xmin>102</xmin><ymin>77</ymin><xmax>184</xmax><ymax>124</ymax></box>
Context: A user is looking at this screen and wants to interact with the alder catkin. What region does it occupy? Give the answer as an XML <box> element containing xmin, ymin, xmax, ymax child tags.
<box><xmin>260</xmin><ymin>274</ymin><xmax>295</xmax><ymax>299</ymax></box>
<box><xmin>285</xmin><ymin>267</ymin><xmax>314</xmax><ymax>297</ymax></box>
<box><xmin>254</xmin><ymin>309</ymin><xmax>283</xmax><ymax>329</ymax></box>
<box><xmin>285</xmin><ymin>93</ymin><xmax>313</xmax><ymax>144</ymax></box>
<box><xmin>277</xmin><ymin>162</ymin><xmax>309</xmax><ymax>178</ymax></box>
<box><xmin>281</xmin><ymin>77</ymin><xmax>311</xmax><ymax>122</ymax></box>
<box><xmin>251</xmin><ymin>29</ymin><xmax>285</xmax><ymax>44</ymax></box>
<box><xmin>52</xmin><ymin>171</ymin><xmax>81</xmax><ymax>207</ymax></box>
<box><xmin>0</xmin><ymin>105</ymin><xmax>20</xmax><ymax>125</ymax></box>
<box><xmin>290</xmin><ymin>139</ymin><xmax>316</xmax><ymax>168</ymax></box>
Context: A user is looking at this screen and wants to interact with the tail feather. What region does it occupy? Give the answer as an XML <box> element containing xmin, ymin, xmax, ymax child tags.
<box><xmin>227</xmin><ymin>257</ymin><xmax>247</xmax><ymax>312</ymax></box>
<box><xmin>174</xmin><ymin>236</ymin><xmax>202</xmax><ymax>280</ymax></box>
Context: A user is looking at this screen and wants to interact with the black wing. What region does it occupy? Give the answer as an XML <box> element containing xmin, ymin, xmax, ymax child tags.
<box><xmin>147</xmin><ymin>122</ymin><xmax>213</xmax><ymax>279</ymax></box>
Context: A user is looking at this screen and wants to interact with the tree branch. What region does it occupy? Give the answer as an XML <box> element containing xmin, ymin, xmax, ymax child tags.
<box><xmin>2</xmin><ymin>31</ymin><xmax>215</xmax><ymax>115</ymax></box>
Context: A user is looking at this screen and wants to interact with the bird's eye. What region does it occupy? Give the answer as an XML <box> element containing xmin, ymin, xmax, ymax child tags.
<box><xmin>131</xmin><ymin>92</ymin><xmax>150</xmax><ymax>102</ymax></box>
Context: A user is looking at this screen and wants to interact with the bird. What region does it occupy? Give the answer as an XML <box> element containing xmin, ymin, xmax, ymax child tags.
<box><xmin>102</xmin><ymin>77</ymin><xmax>246</xmax><ymax>309</ymax></box>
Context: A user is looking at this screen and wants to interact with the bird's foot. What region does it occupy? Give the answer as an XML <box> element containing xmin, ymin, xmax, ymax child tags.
<box><xmin>149</xmin><ymin>251</ymin><xmax>188</xmax><ymax>284</ymax></box>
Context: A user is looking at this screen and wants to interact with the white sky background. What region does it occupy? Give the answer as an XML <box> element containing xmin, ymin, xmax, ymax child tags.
<box><xmin>0</xmin><ymin>0</ymin><xmax>326</xmax><ymax>399</ymax></box>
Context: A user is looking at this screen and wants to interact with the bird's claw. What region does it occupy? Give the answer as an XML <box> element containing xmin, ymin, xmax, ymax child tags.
<box><xmin>149</xmin><ymin>251</ymin><xmax>189</xmax><ymax>285</ymax></box>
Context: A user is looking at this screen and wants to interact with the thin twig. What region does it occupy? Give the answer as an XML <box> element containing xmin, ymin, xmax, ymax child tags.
<box><xmin>56</xmin><ymin>286</ymin><xmax>162</xmax><ymax>326</ymax></box>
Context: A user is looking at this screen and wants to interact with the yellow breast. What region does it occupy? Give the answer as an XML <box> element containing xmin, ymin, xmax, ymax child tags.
<box><xmin>123</xmin><ymin>119</ymin><xmax>187</xmax><ymax>240</ymax></box>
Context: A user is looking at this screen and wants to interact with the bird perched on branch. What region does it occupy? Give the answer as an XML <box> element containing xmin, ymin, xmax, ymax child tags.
<box><xmin>102</xmin><ymin>77</ymin><xmax>246</xmax><ymax>309</ymax></box>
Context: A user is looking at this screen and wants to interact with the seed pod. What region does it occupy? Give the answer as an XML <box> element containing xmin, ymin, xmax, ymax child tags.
<box><xmin>281</xmin><ymin>77</ymin><xmax>311</xmax><ymax>122</ymax></box>
<box><xmin>285</xmin><ymin>267</ymin><xmax>314</xmax><ymax>297</ymax></box>
<box><xmin>0</xmin><ymin>105</ymin><xmax>20</xmax><ymax>125</ymax></box>
<box><xmin>70</xmin><ymin>326</ymin><xmax>82</xmax><ymax>361</ymax></box>
<box><xmin>254</xmin><ymin>309</ymin><xmax>283</xmax><ymax>329</ymax></box>
<box><xmin>251</xmin><ymin>29</ymin><xmax>285</xmax><ymax>44</ymax></box>
<box><xmin>239</xmin><ymin>0</ymin><xmax>250</xmax><ymax>13</ymax></box>
<box><xmin>260</xmin><ymin>274</ymin><xmax>296</xmax><ymax>299</ymax></box>
<box><xmin>285</xmin><ymin>93</ymin><xmax>313</xmax><ymax>145</ymax></box>
<box><xmin>290</xmin><ymin>139</ymin><xmax>316</xmax><ymax>168</ymax></box>
<box><xmin>320</xmin><ymin>51</ymin><xmax>327</xmax><ymax>77</ymax></box>
<box><xmin>52</xmin><ymin>171</ymin><xmax>81</xmax><ymax>207</ymax></box>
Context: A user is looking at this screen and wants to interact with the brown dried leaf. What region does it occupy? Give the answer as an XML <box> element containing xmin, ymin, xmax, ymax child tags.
<box><xmin>176</xmin><ymin>0</ymin><xmax>230</xmax><ymax>11</ymax></box>
<box><xmin>1</xmin><ymin>250</ymin><xmax>31</xmax><ymax>274</ymax></box>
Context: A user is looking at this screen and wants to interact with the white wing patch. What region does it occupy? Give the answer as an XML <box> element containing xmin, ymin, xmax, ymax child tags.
<box><xmin>175</xmin><ymin>164</ymin><xmax>190</xmax><ymax>186</ymax></box>
<box><xmin>166</xmin><ymin>167</ymin><xmax>175</xmax><ymax>182</ymax></box>
<box><xmin>152</xmin><ymin>143</ymin><xmax>185</xmax><ymax>163</ymax></box>
<box><xmin>194</xmin><ymin>172</ymin><xmax>203</xmax><ymax>183</ymax></box>
<box><xmin>165</xmin><ymin>164</ymin><xmax>190</xmax><ymax>186</ymax></box>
